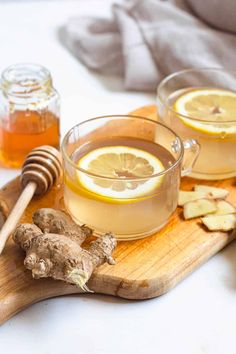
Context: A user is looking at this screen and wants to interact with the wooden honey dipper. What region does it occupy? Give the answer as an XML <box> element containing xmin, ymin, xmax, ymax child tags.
<box><xmin>0</xmin><ymin>145</ymin><xmax>62</xmax><ymax>255</ymax></box>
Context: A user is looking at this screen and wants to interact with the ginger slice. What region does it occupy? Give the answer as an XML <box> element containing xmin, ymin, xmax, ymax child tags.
<box><xmin>194</xmin><ymin>185</ymin><xmax>229</xmax><ymax>199</ymax></box>
<box><xmin>201</xmin><ymin>214</ymin><xmax>236</xmax><ymax>231</ymax></box>
<box><xmin>215</xmin><ymin>200</ymin><xmax>236</xmax><ymax>215</ymax></box>
<box><xmin>183</xmin><ymin>198</ymin><xmax>217</xmax><ymax>220</ymax></box>
<box><xmin>178</xmin><ymin>191</ymin><xmax>209</xmax><ymax>206</ymax></box>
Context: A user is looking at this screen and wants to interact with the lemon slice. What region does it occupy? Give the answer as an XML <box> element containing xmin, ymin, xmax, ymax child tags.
<box><xmin>76</xmin><ymin>146</ymin><xmax>164</xmax><ymax>199</ymax></box>
<box><xmin>174</xmin><ymin>88</ymin><xmax>236</xmax><ymax>135</ymax></box>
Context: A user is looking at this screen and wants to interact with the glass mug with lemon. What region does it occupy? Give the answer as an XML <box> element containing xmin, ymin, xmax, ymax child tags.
<box><xmin>157</xmin><ymin>68</ymin><xmax>236</xmax><ymax>180</ymax></box>
<box><xmin>62</xmin><ymin>115</ymin><xmax>199</xmax><ymax>240</ymax></box>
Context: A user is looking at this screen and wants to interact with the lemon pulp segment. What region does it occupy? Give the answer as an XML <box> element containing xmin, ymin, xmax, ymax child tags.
<box><xmin>174</xmin><ymin>88</ymin><xmax>236</xmax><ymax>135</ymax></box>
<box><xmin>76</xmin><ymin>146</ymin><xmax>165</xmax><ymax>199</ymax></box>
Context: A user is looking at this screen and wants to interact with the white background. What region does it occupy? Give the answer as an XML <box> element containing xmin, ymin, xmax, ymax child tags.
<box><xmin>0</xmin><ymin>1</ymin><xmax>236</xmax><ymax>354</ymax></box>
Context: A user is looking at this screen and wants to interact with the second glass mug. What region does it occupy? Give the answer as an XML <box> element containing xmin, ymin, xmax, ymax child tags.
<box><xmin>62</xmin><ymin>115</ymin><xmax>200</xmax><ymax>241</ymax></box>
<box><xmin>157</xmin><ymin>68</ymin><xmax>236</xmax><ymax>180</ymax></box>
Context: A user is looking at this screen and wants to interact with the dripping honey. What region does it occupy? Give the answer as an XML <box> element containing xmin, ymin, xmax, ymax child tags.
<box><xmin>0</xmin><ymin>110</ymin><xmax>60</xmax><ymax>168</ymax></box>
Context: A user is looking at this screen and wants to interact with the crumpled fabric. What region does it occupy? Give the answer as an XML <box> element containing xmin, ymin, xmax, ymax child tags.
<box><xmin>61</xmin><ymin>0</ymin><xmax>236</xmax><ymax>91</ymax></box>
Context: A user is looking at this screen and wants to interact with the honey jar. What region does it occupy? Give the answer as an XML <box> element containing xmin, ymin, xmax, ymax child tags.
<box><xmin>0</xmin><ymin>63</ymin><xmax>60</xmax><ymax>168</ymax></box>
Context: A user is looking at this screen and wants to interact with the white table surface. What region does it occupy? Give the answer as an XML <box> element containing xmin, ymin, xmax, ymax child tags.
<box><xmin>1</xmin><ymin>1</ymin><xmax>236</xmax><ymax>354</ymax></box>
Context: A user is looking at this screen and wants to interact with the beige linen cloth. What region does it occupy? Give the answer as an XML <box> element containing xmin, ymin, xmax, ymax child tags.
<box><xmin>61</xmin><ymin>0</ymin><xmax>236</xmax><ymax>91</ymax></box>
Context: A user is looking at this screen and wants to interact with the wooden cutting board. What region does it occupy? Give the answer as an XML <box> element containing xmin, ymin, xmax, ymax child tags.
<box><xmin>0</xmin><ymin>105</ymin><xmax>235</xmax><ymax>325</ymax></box>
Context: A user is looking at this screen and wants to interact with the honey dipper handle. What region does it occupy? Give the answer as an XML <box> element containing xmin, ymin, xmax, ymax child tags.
<box><xmin>0</xmin><ymin>181</ymin><xmax>37</xmax><ymax>255</ymax></box>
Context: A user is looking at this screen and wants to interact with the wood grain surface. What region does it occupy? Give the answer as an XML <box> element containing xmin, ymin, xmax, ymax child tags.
<box><xmin>0</xmin><ymin>105</ymin><xmax>235</xmax><ymax>325</ymax></box>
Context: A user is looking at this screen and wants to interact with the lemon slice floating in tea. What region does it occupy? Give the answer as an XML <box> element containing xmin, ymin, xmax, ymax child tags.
<box><xmin>77</xmin><ymin>146</ymin><xmax>165</xmax><ymax>199</ymax></box>
<box><xmin>174</xmin><ymin>88</ymin><xmax>236</xmax><ymax>135</ymax></box>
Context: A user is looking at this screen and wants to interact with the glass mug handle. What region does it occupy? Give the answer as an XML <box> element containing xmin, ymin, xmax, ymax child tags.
<box><xmin>181</xmin><ymin>139</ymin><xmax>201</xmax><ymax>177</ymax></box>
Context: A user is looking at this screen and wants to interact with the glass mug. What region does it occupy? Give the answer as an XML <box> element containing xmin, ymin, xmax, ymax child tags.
<box><xmin>62</xmin><ymin>115</ymin><xmax>200</xmax><ymax>241</ymax></box>
<box><xmin>157</xmin><ymin>68</ymin><xmax>236</xmax><ymax>180</ymax></box>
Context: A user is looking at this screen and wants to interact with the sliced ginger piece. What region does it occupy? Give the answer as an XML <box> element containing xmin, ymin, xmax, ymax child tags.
<box><xmin>201</xmin><ymin>214</ymin><xmax>236</xmax><ymax>231</ymax></box>
<box><xmin>215</xmin><ymin>200</ymin><xmax>236</xmax><ymax>215</ymax></box>
<box><xmin>194</xmin><ymin>185</ymin><xmax>229</xmax><ymax>199</ymax></box>
<box><xmin>183</xmin><ymin>198</ymin><xmax>217</xmax><ymax>220</ymax></box>
<box><xmin>178</xmin><ymin>191</ymin><xmax>209</xmax><ymax>206</ymax></box>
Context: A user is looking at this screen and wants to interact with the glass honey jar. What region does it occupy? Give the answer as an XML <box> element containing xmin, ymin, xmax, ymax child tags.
<box><xmin>0</xmin><ymin>63</ymin><xmax>60</xmax><ymax>168</ymax></box>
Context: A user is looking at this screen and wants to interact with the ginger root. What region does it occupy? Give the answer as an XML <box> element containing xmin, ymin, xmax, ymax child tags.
<box><xmin>33</xmin><ymin>208</ymin><xmax>92</xmax><ymax>245</ymax></box>
<box><xmin>14</xmin><ymin>208</ymin><xmax>117</xmax><ymax>291</ymax></box>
